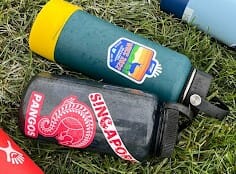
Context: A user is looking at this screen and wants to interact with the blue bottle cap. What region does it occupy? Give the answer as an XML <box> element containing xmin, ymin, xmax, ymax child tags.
<box><xmin>160</xmin><ymin>0</ymin><xmax>189</xmax><ymax>19</ymax></box>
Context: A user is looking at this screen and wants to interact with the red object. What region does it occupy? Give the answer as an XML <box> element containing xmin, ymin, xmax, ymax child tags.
<box><xmin>0</xmin><ymin>128</ymin><xmax>44</xmax><ymax>174</ymax></box>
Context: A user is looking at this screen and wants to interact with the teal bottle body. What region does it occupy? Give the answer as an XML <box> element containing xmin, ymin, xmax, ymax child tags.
<box><xmin>54</xmin><ymin>11</ymin><xmax>192</xmax><ymax>102</ymax></box>
<box><xmin>160</xmin><ymin>0</ymin><xmax>236</xmax><ymax>48</ymax></box>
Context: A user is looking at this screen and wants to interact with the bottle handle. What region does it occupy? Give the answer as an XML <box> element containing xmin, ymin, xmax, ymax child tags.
<box><xmin>158</xmin><ymin>103</ymin><xmax>192</xmax><ymax>157</ymax></box>
<box><xmin>164</xmin><ymin>94</ymin><xmax>229</xmax><ymax>132</ymax></box>
<box><xmin>164</xmin><ymin>103</ymin><xmax>194</xmax><ymax>131</ymax></box>
<box><xmin>189</xmin><ymin>94</ymin><xmax>229</xmax><ymax>120</ymax></box>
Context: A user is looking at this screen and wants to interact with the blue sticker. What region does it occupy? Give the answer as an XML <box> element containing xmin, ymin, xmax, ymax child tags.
<box><xmin>107</xmin><ymin>38</ymin><xmax>162</xmax><ymax>84</ymax></box>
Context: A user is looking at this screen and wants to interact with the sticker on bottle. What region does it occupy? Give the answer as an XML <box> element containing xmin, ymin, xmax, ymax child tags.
<box><xmin>25</xmin><ymin>92</ymin><xmax>96</xmax><ymax>149</ymax></box>
<box><xmin>89</xmin><ymin>93</ymin><xmax>139</xmax><ymax>162</ymax></box>
<box><xmin>107</xmin><ymin>38</ymin><xmax>162</xmax><ymax>84</ymax></box>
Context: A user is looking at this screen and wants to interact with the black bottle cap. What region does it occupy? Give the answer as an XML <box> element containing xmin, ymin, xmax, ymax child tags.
<box><xmin>182</xmin><ymin>69</ymin><xmax>212</xmax><ymax>108</ymax></box>
<box><xmin>181</xmin><ymin>69</ymin><xmax>229</xmax><ymax>120</ymax></box>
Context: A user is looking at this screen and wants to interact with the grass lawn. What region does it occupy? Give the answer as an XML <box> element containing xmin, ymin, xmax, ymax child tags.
<box><xmin>0</xmin><ymin>0</ymin><xmax>235</xmax><ymax>173</ymax></box>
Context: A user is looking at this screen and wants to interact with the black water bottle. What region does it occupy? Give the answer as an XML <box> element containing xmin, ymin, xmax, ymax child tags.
<box><xmin>19</xmin><ymin>73</ymin><xmax>192</xmax><ymax>162</ymax></box>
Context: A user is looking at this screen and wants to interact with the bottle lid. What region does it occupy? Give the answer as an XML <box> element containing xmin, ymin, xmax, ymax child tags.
<box><xmin>160</xmin><ymin>0</ymin><xmax>189</xmax><ymax>19</ymax></box>
<box><xmin>29</xmin><ymin>0</ymin><xmax>81</xmax><ymax>61</ymax></box>
<box><xmin>182</xmin><ymin>69</ymin><xmax>229</xmax><ymax>121</ymax></box>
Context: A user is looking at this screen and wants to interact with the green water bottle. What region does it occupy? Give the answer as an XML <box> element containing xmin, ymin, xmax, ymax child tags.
<box><xmin>29</xmin><ymin>0</ymin><xmax>228</xmax><ymax>120</ymax></box>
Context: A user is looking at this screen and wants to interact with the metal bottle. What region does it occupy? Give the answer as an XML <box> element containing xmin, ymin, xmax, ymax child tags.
<box><xmin>29</xmin><ymin>0</ymin><xmax>229</xmax><ymax>119</ymax></box>
<box><xmin>160</xmin><ymin>0</ymin><xmax>236</xmax><ymax>49</ymax></box>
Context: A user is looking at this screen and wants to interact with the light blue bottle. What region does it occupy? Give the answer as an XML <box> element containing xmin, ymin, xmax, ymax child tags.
<box><xmin>160</xmin><ymin>0</ymin><xmax>236</xmax><ymax>49</ymax></box>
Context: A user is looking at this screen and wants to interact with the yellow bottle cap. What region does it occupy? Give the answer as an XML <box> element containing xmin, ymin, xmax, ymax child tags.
<box><xmin>29</xmin><ymin>0</ymin><xmax>81</xmax><ymax>61</ymax></box>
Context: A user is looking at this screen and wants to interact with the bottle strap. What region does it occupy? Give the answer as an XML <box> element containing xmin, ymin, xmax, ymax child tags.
<box><xmin>189</xmin><ymin>94</ymin><xmax>229</xmax><ymax>120</ymax></box>
<box><xmin>164</xmin><ymin>103</ymin><xmax>194</xmax><ymax>131</ymax></box>
<box><xmin>159</xmin><ymin>99</ymin><xmax>229</xmax><ymax>158</ymax></box>
<box><xmin>158</xmin><ymin>103</ymin><xmax>194</xmax><ymax>157</ymax></box>
<box><xmin>165</xmin><ymin>103</ymin><xmax>194</xmax><ymax>120</ymax></box>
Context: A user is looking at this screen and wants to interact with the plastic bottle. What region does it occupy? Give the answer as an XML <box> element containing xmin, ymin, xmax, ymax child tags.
<box><xmin>19</xmin><ymin>72</ymin><xmax>192</xmax><ymax>162</ymax></box>
<box><xmin>160</xmin><ymin>0</ymin><xmax>236</xmax><ymax>49</ymax></box>
<box><xmin>0</xmin><ymin>128</ymin><xmax>44</xmax><ymax>174</ymax></box>
<box><xmin>29</xmin><ymin>0</ymin><xmax>228</xmax><ymax>119</ymax></box>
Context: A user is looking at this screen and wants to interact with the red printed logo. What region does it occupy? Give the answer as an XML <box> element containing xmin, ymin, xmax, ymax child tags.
<box><xmin>25</xmin><ymin>92</ymin><xmax>96</xmax><ymax>148</ymax></box>
<box><xmin>0</xmin><ymin>129</ymin><xmax>44</xmax><ymax>174</ymax></box>
<box><xmin>25</xmin><ymin>91</ymin><xmax>45</xmax><ymax>138</ymax></box>
<box><xmin>89</xmin><ymin>93</ymin><xmax>138</xmax><ymax>162</ymax></box>
<box><xmin>0</xmin><ymin>140</ymin><xmax>24</xmax><ymax>165</ymax></box>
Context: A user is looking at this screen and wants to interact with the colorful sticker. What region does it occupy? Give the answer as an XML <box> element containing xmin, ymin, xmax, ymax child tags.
<box><xmin>107</xmin><ymin>38</ymin><xmax>162</xmax><ymax>84</ymax></box>
<box><xmin>89</xmin><ymin>93</ymin><xmax>139</xmax><ymax>162</ymax></box>
<box><xmin>25</xmin><ymin>92</ymin><xmax>96</xmax><ymax>149</ymax></box>
<box><xmin>25</xmin><ymin>91</ymin><xmax>138</xmax><ymax>162</ymax></box>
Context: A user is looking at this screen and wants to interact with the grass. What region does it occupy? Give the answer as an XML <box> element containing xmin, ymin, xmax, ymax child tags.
<box><xmin>0</xmin><ymin>0</ymin><xmax>235</xmax><ymax>173</ymax></box>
